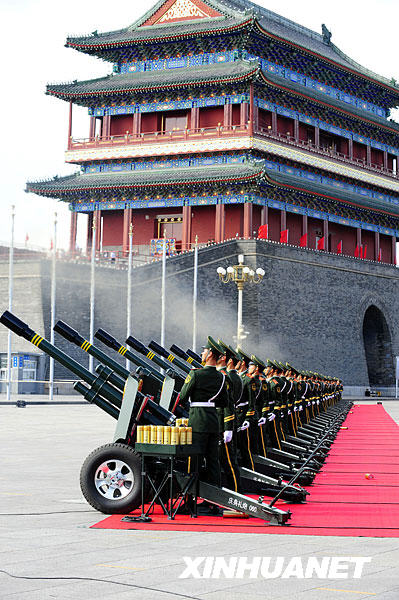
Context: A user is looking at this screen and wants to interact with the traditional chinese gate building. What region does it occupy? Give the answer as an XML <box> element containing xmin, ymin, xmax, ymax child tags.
<box><xmin>27</xmin><ymin>0</ymin><xmax>399</xmax><ymax>264</ymax></box>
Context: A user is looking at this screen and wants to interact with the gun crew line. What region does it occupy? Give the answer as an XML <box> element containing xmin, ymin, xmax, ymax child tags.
<box><xmin>0</xmin><ymin>310</ymin><xmax>349</xmax><ymax>523</ymax></box>
<box><xmin>178</xmin><ymin>336</ymin><xmax>343</xmax><ymax>514</ymax></box>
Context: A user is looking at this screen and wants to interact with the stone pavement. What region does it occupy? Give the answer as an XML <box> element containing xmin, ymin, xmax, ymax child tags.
<box><xmin>0</xmin><ymin>400</ymin><xmax>398</xmax><ymax>600</ymax></box>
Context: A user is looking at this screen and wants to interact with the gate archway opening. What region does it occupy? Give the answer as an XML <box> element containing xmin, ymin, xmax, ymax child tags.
<box><xmin>362</xmin><ymin>305</ymin><xmax>394</xmax><ymax>386</ymax></box>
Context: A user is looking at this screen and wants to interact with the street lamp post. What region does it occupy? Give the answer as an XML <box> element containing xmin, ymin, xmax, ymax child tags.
<box><xmin>217</xmin><ymin>254</ymin><xmax>265</xmax><ymax>346</ymax></box>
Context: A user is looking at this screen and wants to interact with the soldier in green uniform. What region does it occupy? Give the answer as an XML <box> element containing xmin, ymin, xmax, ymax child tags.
<box><xmin>179</xmin><ymin>336</ymin><xmax>229</xmax><ymax>497</ymax></box>
<box><xmin>217</xmin><ymin>340</ymin><xmax>241</xmax><ymax>492</ymax></box>
<box><xmin>249</xmin><ymin>354</ymin><xmax>269</xmax><ymax>458</ymax></box>
<box><xmin>236</xmin><ymin>347</ymin><xmax>257</xmax><ymax>470</ymax></box>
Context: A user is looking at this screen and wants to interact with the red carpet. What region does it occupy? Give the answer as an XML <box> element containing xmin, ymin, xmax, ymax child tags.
<box><xmin>92</xmin><ymin>404</ymin><xmax>399</xmax><ymax>537</ymax></box>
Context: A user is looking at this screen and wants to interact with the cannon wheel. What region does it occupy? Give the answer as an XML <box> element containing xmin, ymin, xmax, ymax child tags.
<box><xmin>80</xmin><ymin>443</ymin><xmax>142</xmax><ymax>514</ymax></box>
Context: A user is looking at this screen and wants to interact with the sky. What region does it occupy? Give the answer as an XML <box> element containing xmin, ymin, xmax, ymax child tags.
<box><xmin>1</xmin><ymin>0</ymin><xmax>399</xmax><ymax>251</ymax></box>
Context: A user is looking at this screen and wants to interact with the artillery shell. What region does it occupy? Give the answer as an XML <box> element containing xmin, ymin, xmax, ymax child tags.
<box><xmin>163</xmin><ymin>426</ymin><xmax>171</xmax><ymax>445</ymax></box>
<box><xmin>179</xmin><ymin>427</ymin><xmax>186</xmax><ymax>445</ymax></box>
<box><xmin>143</xmin><ymin>426</ymin><xmax>149</xmax><ymax>444</ymax></box>
<box><xmin>186</xmin><ymin>427</ymin><xmax>192</xmax><ymax>445</ymax></box>
<box><xmin>137</xmin><ymin>426</ymin><xmax>144</xmax><ymax>443</ymax></box>
<box><xmin>183</xmin><ymin>418</ymin><xmax>189</xmax><ymax>427</ymax></box>
<box><xmin>150</xmin><ymin>425</ymin><xmax>157</xmax><ymax>444</ymax></box>
<box><xmin>171</xmin><ymin>426</ymin><xmax>179</xmax><ymax>445</ymax></box>
<box><xmin>156</xmin><ymin>426</ymin><xmax>163</xmax><ymax>445</ymax></box>
<box><xmin>176</xmin><ymin>418</ymin><xmax>182</xmax><ymax>428</ymax></box>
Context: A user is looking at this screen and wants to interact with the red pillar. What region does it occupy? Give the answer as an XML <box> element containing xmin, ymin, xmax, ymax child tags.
<box><xmin>89</xmin><ymin>116</ymin><xmax>96</xmax><ymax>139</ymax></box>
<box><xmin>103</xmin><ymin>115</ymin><xmax>110</xmax><ymax>139</ymax></box>
<box><xmin>302</xmin><ymin>215</ymin><xmax>308</xmax><ymax>247</ymax></box>
<box><xmin>323</xmin><ymin>220</ymin><xmax>329</xmax><ymax>251</ymax></box>
<box><xmin>272</xmin><ymin>110</ymin><xmax>277</xmax><ymax>134</ymax></box>
<box><xmin>182</xmin><ymin>205</ymin><xmax>192</xmax><ymax>250</ymax></box>
<box><xmin>383</xmin><ymin>151</ymin><xmax>388</xmax><ymax>171</ymax></box>
<box><xmin>294</xmin><ymin>118</ymin><xmax>299</xmax><ymax>143</ymax></box>
<box><xmin>392</xmin><ymin>236</ymin><xmax>397</xmax><ymax>265</ymax></box>
<box><xmin>280</xmin><ymin>209</ymin><xmax>287</xmax><ymax>232</ymax></box>
<box><xmin>315</xmin><ymin>126</ymin><xmax>320</xmax><ymax>148</ymax></box>
<box><xmin>122</xmin><ymin>208</ymin><xmax>133</xmax><ymax>255</ymax></box>
<box><xmin>219</xmin><ymin>203</ymin><xmax>225</xmax><ymax>242</ymax></box>
<box><xmin>261</xmin><ymin>205</ymin><xmax>268</xmax><ymax>226</ymax></box>
<box><xmin>243</xmin><ymin>203</ymin><xmax>253</xmax><ymax>239</ymax></box>
<box><xmin>224</xmin><ymin>103</ymin><xmax>232</xmax><ymax>129</ymax></box>
<box><xmin>67</xmin><ymin>101</ymin><xmax>73</xmax><ymax>148</ymax></box>
<box><xmin>69</xmin><ymin>211</ymin><xmax>78</xmax><ymax>256</ymax></box>
<box><xmin>348</xmin><ymin>137</ymin><xmax>353</xmax><ymax>160</ymax></box>
<box><xmin>87</xmin><ymin>212</ymin><xmax>93</xmax><ymax>254</ymax></box>
<box><xmin>240</xmin><ymin>102</ymin><xmax>249</xmax><ymax>130</ymax></box>
<box><xmin>133</xmin><ymin>112</ymin><xmax>141</xmax><ymax>136</ymax></box>
<box><xmin>375</xmin><ymin>232</ymin><xmax>380</xmax><ymax>261</ymax></box>
<box><xmin>357</xmin><ymin>228</ymin><xmax>362</xmax><ymax>252</ymax></box>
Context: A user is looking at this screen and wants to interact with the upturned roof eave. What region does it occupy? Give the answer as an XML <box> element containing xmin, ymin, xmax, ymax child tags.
<box><xmin>46</xmin><ymin>60</ymin><xmax>259</xmax><ymax>104</ymax></box>
<box><xmin>263</xmin><ymin>170</ymin><xmax>399</xmax><ymax>219</ymax></box>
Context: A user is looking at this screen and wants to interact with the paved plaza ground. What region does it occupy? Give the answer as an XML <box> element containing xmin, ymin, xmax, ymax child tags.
<box><xmin>1</xmin><ymin>398</ymin><xmax>399</xmax><ymax>600</ymax></box>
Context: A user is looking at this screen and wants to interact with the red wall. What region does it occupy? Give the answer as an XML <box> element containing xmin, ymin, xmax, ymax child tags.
<box><xmin>224</xmin><ymin>205</ymin><xmax>243</xmax><ymax>239</ymax></box>
<box><xmin>328</xmin><ymin>223</ymin><xmax>357</xmax><ymax>255</ymax></box>
<box><xmin>361</xmin><ymin>230</ymin><xmax>375</xmax><ymax>260</ymax></box>
<box><xmin>110</xmin><ymin>115</ymin><xmax>133</xmax><ymax>136</ymax></box>
<box><xmin>308</xmin><ymin>217</ymin><xmax>324</xmax><ymax>250</ymax></box>
<box><xmin>191</xmin><ymin>205</ymin><xmax>216</xmax><ymax>243</ymax></box>
<box><xmin>380</xmin><ymin>234</ymin><xmax>392</xmax><ymax>264</ymax></box>
<box><xmin>141</xmin><ymin>113</ymin><xmax>161</xmax><ymax>133</ymax></box>
<box><xmin>371</xmin><ymin>148</ymin><xmax>384</xmax><ymax>167</ymax></box>
<box><xmin>267</xmin><ymin>208</ymin><xmax>281</xmax><ymax>242</ymax></box>
<box><xmin>299</xmin><ymin>123</ymin><xmax>315</xmax><ymax>143</ymax></box>
<box><xmin>252</xmin><ymin>205</ymin><xmax>262</xmax><ymax>236</ymax></box>
<box><xmin>258</xmin><ymin>109</ymin><xmax>272</xmax><ymax>130</ymax></box>
<box><xmin>102</xmin><ymin>211</ymin><xmax>124</xmax><ymax>247</ymax></box>
<box><xmin>232</xmin><ymin>105</ymin><xmax>241</xmax><ymax>126</ymax></box>
<box><xmin>277</xmin><ymin>115</ymin><xmax>294</xmax><ymax>136</ymax></box>
<box><xmin>286</xmin><ymin>213</ymin><xmax>303</xmax><ymax>246</ymax></box>
<box><xmin>353</xmin><ymin>142</ymin><xmax>367</xmax><ymax>161</ymax></box>
<box><xmin>199</xmin><ymin>107</ymin><xmax>224</xmax><ymax>129</ymax></box>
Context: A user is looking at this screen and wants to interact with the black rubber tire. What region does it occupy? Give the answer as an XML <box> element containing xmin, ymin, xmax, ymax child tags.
<box><xmin>80</xmin><ymin>443</ymin><xmax>142</xmax><ymax>514</ymax></box>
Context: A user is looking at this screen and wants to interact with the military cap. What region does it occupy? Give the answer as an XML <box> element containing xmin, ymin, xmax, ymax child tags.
<box><xmin>203</xmin><ymin>336</ymin><xmax>224</xmax><ymax>357</ymax></box>
<box><xmin>236</xmin><ymin>346</ymin><xmax>251</xmax><ymax>366</ymax></box>
<box><xmin>266</xmin><ymin>359</ymin><xmax>276</xmax><ymax>369</ymax></box>
<box><xmin>251</xmin><ymin>354</ymin><xmax>267</xmax><ymax>370</ymax></box>
<box><xmin>218</xmin><ymin>339</ymin><xmax>239</xmax><ymax>362</ymax></box>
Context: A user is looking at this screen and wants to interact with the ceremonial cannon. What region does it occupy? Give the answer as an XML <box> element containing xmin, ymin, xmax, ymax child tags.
<box><xmin>0</xmin><ymin>311</ymin><xmax>292</xmax><ymax>525</ymax></box>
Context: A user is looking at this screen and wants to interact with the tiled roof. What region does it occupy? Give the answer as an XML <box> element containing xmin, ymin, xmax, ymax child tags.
<box><xmin>26</xmin><ymin>162</ymin><xmax>263</xmax><ymax>197</ymax></box>
<box><xmin>65</xmin><ymin>0</ymin><xmax>399</xmax><ymax>93</ymax></box>
<box><xmin>261</xmin><ymin>70</ymin><xmax>399</xmax><ymax>134</ymax></box>
<box><xmin>264</xmin><ymin>166</ymin><xmax>399</xmax><ymax>217</ymax></box>
<box><xmin>46</xmin><ymin>59</ymin><xmax>258</xmax><ymax>104</ymax></box>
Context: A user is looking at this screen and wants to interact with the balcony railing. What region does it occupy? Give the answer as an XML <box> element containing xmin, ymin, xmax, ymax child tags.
<box><xmin>68</xmin><ymin>123</ymin><xmax>250</xmax><ymax>151</ymax></box>
<box><xmin>256</xmin><ymin>126</ymin><xmax>399</xmax><ymax>180</ymax></box>
<box><xmin>67</xmin><ymin>123</ymin><xmax>399</xmax><ymax>181</ymax></box>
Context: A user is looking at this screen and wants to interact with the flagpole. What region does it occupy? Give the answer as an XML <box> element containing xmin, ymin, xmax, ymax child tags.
<box><xmin>89</xmin><ymin>214</ymin><xmax>96</xmax><ymax>373</ymax></box>
<box><xmin>49</xmin><ymin>213</ymin><xmax>57</xmax><ymax>401</ymax></box>
<box><xmin>126</xmin><ymin>223</ymin><xmax>133</xmax><ymax>371</ymax></box>
<box><xmin>6</xmin><ymin>205</ymin><xmax>15</xmax><ymax>402</ymax></box>
<box><xmin>192</xmin><ymin>235</ymin><xmax>198</xmax><ymax>352</ymax></box>
<box><xmin>160</xmin><ymin>230</ymin><xmax>166</xmax><ymax>347</ymax></box>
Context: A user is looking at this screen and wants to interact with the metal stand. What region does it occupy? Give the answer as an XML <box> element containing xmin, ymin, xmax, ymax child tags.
<box><xmin>122</xmin><ymin>444</ymin><xmax>200</xmax><ymax>523</ymax></box>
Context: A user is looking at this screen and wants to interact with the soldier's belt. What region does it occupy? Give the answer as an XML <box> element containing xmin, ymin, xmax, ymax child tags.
<box><xmin>262</xmin><ymin>407</ymin><xmax>270</xmax><ymax>412</ymax></box>
<box><xmin>190</xmin><ymin>402</ymin><xmax>215</xmax><ymax>408</ymax></box>
<box><xmin>246</xmin><ymin>411</ymin><xmax>255</xmax><ymax>416</ymax></box>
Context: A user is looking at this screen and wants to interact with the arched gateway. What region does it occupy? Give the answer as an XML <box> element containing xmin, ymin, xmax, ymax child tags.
<box><xmin>362</xmin><ymin>306</ymin><xmax>394</xmax><ymax>386</ymax></box>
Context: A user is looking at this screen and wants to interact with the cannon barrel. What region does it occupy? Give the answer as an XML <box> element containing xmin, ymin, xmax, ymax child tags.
<box><xmin>0</xmin><ymin>311</ymin><xmax>123</xmax><ymax>408</ymax></box>
<box><xmin>74</xmin><ymin>382</ymin><xmax>120</xmax><ymax>419</ymax></box>
<box><xmin>169</xmin><ymin>344</ymin><xmax>202</xmax><ymax>369</ymax></box>
<box><xmin>55</xmin><ymin>320</ymin><xmax>130</xmax><ymax>381</ymax></box>
<box><xmin>186</xmin><ymin>348</ymin><xmax>203</xmax><ymax>363</ymax></box>
<box><xmin>95</xmin><ymin>329</ymin><xmax>166</xmax><ymax>384</ymax></box>
<box><xmin>148</xmin><ymin>340</ymin><xmax>192</xmax><ymax>374</ymax></box>
<box><xmin>126</xmin><ymin>335</ymin><xmax>185</xmax><ymax>381</ymax></box>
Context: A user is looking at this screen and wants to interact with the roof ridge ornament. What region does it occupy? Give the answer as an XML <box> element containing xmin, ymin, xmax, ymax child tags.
<box><xmin>322</xmin><ymin>24</ymin><xmax>332</xmax><ymax>45</ymax></box>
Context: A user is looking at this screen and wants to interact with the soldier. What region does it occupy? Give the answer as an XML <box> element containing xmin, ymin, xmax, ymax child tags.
<box><xmin>217</xmin><ymin>340</ymin><xmax>242</xmax><ymax>492</ymax></box>
<box><xmin>236</xmin><ymin>347</ymin><xmax>257</xmax><ymax>470</ymax></box>
<box><xmin>249</xmin><ymin>354</ymin><xmax>269</xmax><ymax>458</ymax></box>
<box><xmin>179</xmin><ymin>336</ymin><xmax>229</xmax><ymax>514</ymax></box>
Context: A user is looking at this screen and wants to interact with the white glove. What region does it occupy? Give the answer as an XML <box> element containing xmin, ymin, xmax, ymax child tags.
<box><xmin>298</xmin><ymin>406</ymin><xmax>303</xmax><ymax>411</ymax></box>
<box><xmin>287</xmin><ymin>410</ymin><xmax>291</xmax><ymax>415</ymax></box>
<box><xmin>224</xmin><ymin>430</ymin><xmax>233</xmax><ymax>444</ymax></box>
<box><xmin>312</xmin><ymin>401</ymin><xmax>315</xmax><ymax>405</ymax></box>
<box><xmin>258</xmin><ymin>417</ymin><xmax>266</xmax><ymax>426</ymax></box>
<box><xmin>294</xmin><ymin>406</ymin><xmax>297</xmax><ymax>412</ymax></box>
<box><xmin>241</xmin><ymin>420</ymin><xmax>250</xmax><ymax>430</ymax></box>
<box><xmin>317</xmin><ymin>400</ymin><xmax>320</xmax><ymax>405</ymax></box>
<box><xmin>267</xmin><ymin>413</ymin><xmax>276</xmax><ymax>422</ymax></box>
